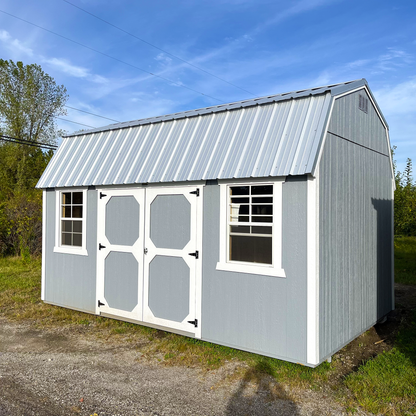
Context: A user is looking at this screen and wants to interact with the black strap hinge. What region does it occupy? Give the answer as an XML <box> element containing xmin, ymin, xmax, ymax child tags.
<box><xmin>190</xmin><ymin>188</ymin><xmax>199</xmax><ymax>197</ymax></box>
<box><xmin>99</xmin><ymin>243</ymin><xmax>106</xmax><ymax>250</ymax></box>
<box><xmin>187</xmin><ymin>319</ymin><xmax>198</xmax><ymax>328</ymax></box>
<box><xmin>100</xmin><ymin>192</ymin><xmax>107</xmax><ymax>199</ymax></box>
<box><xmin>98</xmin><ymin>300</ymin><xmax>105</xmax><ymax>307</ymax></box>
<box><xmin>188</xmin><ymin>251</ymin><xmax>199</xmax><ymax>259</ymax></box>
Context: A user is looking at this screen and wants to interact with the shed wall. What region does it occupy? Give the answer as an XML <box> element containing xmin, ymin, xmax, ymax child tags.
<box><xmin>201</xmin><ymin>178</ymin><xmax>308</xmax><ymax>364</ymax></box>
<box><xmin>328</xmin><ymin>89</ymin><xmax>388</xmax><ymax>156</ymax></box>
<box><xmin>319</xmin><ymin>92</ymin><xmax>393</xmax><ymax>360</ymax></box>
<box><xmin>44</xmin><ymin>189</ymin><xmax>97</xmax><ymax>313</ymax></box>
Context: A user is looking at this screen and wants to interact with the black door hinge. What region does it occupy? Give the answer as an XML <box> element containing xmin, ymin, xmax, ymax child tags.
<box><xmin>98</xmin><ymin>300</ymin><xmax>105</xmax><ymax>307</ymax></box>
<box><xmin>99</xmin><ymin>243</ymin><xmax>106</xmax><ymax>250</ymax></box>
<box><xmin>100</xmin><ymin>192</ymin><xmax>107</xmax><ymax>199</ymax></box>
<box><xmin>188</xmin><ymin>251</ymin><xmax>199</xmax><ymax>259</ymax></box>
<box><xmin>190</xmin><ymin>188</ymin><xmax>199</xmax><ymax>197</ymax></box>
<box><xmin>187</xmin><ymin>319</ymin><xmax>198</xmax><ymax>328</ymax></box>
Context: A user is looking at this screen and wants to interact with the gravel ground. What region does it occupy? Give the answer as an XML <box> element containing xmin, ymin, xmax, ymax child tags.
<box><xmin>0</xmin><ymin>318</ymin><xmax>367</xmax><ymax>416</ymax></box>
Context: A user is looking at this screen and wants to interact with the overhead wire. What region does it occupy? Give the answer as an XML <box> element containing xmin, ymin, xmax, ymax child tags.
<box><xmin>56</xmin><ymin>117</ymin><xmax>96</xmax><ymax>128</ymax></box>
<box><xmin>0</xmin><ymin>9</ymin><xmax>223</xmax><ymax>103</ymax></box>
<box><xmin>62</xmin><ymin>0</ymin><xmax>257</xmax><ymax>97</ymax></box>
<box><xmin>0</xmin><ymin>134</ymin><xmax>58</xmax><ymax>150</ymax></box>
<box><xmin>64</xmin><ymin>105</ymin><xmax>120</xmax><ymax>122</ymax></box>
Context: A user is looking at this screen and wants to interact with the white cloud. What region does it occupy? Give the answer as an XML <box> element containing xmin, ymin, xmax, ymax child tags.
<box><xmin>43</xmin><ymin>57</ymin><xmax>89</xmax><ymax>78</ymax></box>
<box><xmin>0</xmin><ymin>30</ymin><xmax>33</xmax><ymax>56</ymax></box>
<box><xmin>373</xmin><ymin>77</ymin><xmax>416</xmax><ymax>115</ymax></box>
<box><xmin>375</xmin><ymin>48</ymin><xmax>413</xmax><ymax>72</ymax></box>
<box><xmin>42</xmin><ymin>57</ymin><xmax>109</xmax><ymax>84</ymax></box>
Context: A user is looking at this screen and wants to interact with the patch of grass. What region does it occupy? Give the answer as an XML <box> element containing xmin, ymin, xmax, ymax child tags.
<box><xmin>394</xmin><ymin>236</ymin><xmax>416</xmax><ymax>285</ymax></box>
<box><xmin>345</xmin><ymin>310</ymin><xmax>416</xmax><ymax>415</ymax></box>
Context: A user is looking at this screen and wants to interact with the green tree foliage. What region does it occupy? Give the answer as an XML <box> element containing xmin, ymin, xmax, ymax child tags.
<box><xmin>392</xmin><ymin>147</ymin><xmax>416</xmax><ymax>236</ymax></box>
<box><xmin>0</xmin><ymin>59</ymin><xmax>68</xmax><ymax>144</ymax></box>
<box><xmin>0</xmin><ymin>60</ymin><xmax>68</xmax><ymax>257</ymax></box>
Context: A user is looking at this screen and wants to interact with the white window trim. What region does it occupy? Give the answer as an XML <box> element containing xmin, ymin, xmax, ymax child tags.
<box><xmin>216</xmin><ymin>179</ymin><xmax>286</xmax><ymax>278</ymax></box>
<box><xmin>54</xmin><ymin>189</ymin><xmax>88</xmax><ymax>256</ymax></box>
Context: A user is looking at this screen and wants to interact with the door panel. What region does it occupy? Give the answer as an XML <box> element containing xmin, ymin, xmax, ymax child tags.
<box><xmin>97</xmin><ymin>189</ymin><xmax>145</xmax><ymax>321</ymax></box>
<box><xmin>143</xmin><ymin>187</ymin><xmax>199</xmax><ymax>334</ymax></box>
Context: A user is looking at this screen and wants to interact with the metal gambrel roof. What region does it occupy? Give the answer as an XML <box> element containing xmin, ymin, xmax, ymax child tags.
<box><xmin>36</xmin><ymin>79</ymin><xmax>371</xmax><ymax>188</ymax></box>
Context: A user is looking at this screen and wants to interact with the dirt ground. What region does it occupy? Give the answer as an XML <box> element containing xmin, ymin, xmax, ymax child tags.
<box><xmin>1</xmin><ymin>283</ymin><xmax>415</xmax><ymax>416</ymax></box>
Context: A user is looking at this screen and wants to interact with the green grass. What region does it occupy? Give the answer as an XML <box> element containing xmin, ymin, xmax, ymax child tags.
<box><xmin>345</xmin><ymin>310</ymin><xmax>416</xmax><ymax>415</ymax></box>
<box><xmin>394</xmin><ymin>236</ymin><xmax>416</xmax><ymax>285</ymax></box>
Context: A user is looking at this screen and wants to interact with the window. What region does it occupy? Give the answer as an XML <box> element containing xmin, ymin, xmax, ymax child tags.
<box><xmin>216</xmin><ymin>180</ymin><xmax>285</xmax><ymax>277</ymax></box>
<box><xmin>229</xmin><ymin>185</ymin><xmax>273</xmax><ymax>264</ymax></box>
<box><xmin>54</xmin><ymin>189</ymin><xmax>87</xmax><ymax>255</ymax></box>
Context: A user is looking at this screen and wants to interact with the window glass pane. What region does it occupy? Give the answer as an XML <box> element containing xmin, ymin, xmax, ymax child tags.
<box><xmin>252</xmin><ymin>197</ymin><xmax>273</xmax><ymax>203</ymax></box>
<box><xmin>72</xmin><ymin>233</ymin><xmax>82</xmax><ymax>247</ymax></box>
<box><xmin>252</xmin><ymin>185</ymin><xmax>273</xmax><ymax>195</ymax></box>
<box><xmin>252</xmin><ymin>205</ymin><xmax>273</xmax><ymax>215</ymax></box>
<box><xmin>231</xmin><ymin>197</ymin><xmax>249</xmax><ymax>203</ymax></box>
<box><xmin>72</xmin><ymin>192</ymin><xmax>83</xmax><ymax>204</ymax></box>
<box><xmin>61</xmin><ymin>220</ymin><xmax>72</xmax><ymax>232</ymax></box>
<box><xmin>252</xmin><ymin>226</ymin><xmax>272</xmax><ymax>235</ymax></box>
<box><xmin>230</xmin><ymin>235</ymin><xmax>272</xmax><ymax>264</ymax></box>
<box><xmin>62</xmin><ymin>192</ymin><xmax>71</xmax><ymax>204</ymax></box>
<box><xmin>230</xmin><ymin>225</ymin><xmax>250</xmax><ymax>234</ymax></box>
<box><xmin>62</xmin><ymin>206</ymin><xmax>71</xmax><ymax>218</ymax></box>
<box><xmin>252</xmin><ymin>216</ymin><xmax>273</xmax><ymax>223</ymax></box>
<box><xmin>62</xmin><ymin>232</ymin><xmax>72</xmax><ymax>246</ymax></box>
<box><xmin>230</xmin><ymin>186</ymin><xmax>249</xmax><ymax>196</ymax></box>
<box><xmin>72</xmin><ymin>206</ymin><xmax>83</xmax><ymax>218</ymax></box>
<box><xmin>73</xmin><ymin>221</ymin><xmax>82</xmax><ymax>233</ymax></box>
<box><xmin>230</xmin><ymin>204</ymin><xmax>249</xmax><ymax>221</ymax></box>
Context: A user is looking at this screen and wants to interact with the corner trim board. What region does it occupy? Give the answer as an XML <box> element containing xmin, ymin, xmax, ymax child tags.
<box><xmin>307</xmin><ymin>173</ymin><xmax>319</xmax><ymax>365</ymax></box>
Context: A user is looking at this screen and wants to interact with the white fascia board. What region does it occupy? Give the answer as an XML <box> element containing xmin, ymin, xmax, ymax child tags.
<box><xmin>306</xmin><ymin>172</ymin><xmax>319</xmax><ymax>365</ymax></box>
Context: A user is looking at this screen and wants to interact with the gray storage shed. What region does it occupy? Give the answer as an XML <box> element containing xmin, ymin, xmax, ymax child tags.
<box><xmin>37</xmin><ymin>79</ymin><xmax>394</xmax><ymax>367</ymax></box>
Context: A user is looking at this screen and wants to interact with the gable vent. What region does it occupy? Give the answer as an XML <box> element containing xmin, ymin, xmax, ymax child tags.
<box><xmin>358</xmin><ymin>94</ymin><xmax>368</xmax><ymax>113</ymax></box>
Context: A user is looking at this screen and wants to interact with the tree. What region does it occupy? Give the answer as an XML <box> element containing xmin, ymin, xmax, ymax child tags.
<box><xmin>0</xmin><ymin>59</ymin><xmax>68</xmax><ymax>145</ymax></box>
<box><xmin>392</xmin><ymin>147</ymin><xmax>416</xmax><ymax>236</ymax></box>
<box><xmin>0</xmin><ymin>60</ymin><xmax>68</xmax><ymax>257</ymax></box>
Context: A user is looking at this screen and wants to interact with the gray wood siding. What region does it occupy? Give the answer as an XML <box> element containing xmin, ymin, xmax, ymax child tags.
<box><xmin>201</xmin><ymin>178</ymin><xmax>308</xmax><ymax>364</ymax></box>
<box><xmin>328</xmin><ymin>90</ymin><xmax>388</xmax><ymax>155</ymax></box>
<box><xmin>319</xmin><ymin>94</ymin><xmax>393</xmax><ymax>360</ymax></box>
<box><xmin>44</xmin><ymin>189</ymin><xmax>98</xmax><ymax>313</ymax></box>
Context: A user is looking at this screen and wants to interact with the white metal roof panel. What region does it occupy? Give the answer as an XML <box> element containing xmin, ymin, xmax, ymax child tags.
<box><xmin>37</xmin><ymin>80</ymin><xmax>371</xmax><ymax>188</ymax></box>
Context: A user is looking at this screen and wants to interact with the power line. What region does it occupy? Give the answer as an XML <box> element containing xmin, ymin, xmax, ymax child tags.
<box><xmin>62</xmin><ymin>0</ymin><xmax>257</xmax><ymax>97</ymax></box>
<box><xmin>65</xmin><ymin>105</ymin><xmax>120</xmax><ymax>122</ymax></box>
<box><xmin>56</xmin><ymin>117</ymin><xmax>96</xmax><ymax>128</ymax></box>
<box><xmin>0</xmin><ymin>9</ymin><xmax>223</xmax><ymax>103</ymax></box>
<box><xmin>0</xmin><ymin>134</ymin><xmax>58</xmax><ymax>150</ymax></box>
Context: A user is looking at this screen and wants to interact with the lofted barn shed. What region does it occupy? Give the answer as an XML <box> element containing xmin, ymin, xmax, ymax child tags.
<box><xmin>37</xmin><ymin>79</ymin><xmax>394</xmax><ymax>367</ymax></box>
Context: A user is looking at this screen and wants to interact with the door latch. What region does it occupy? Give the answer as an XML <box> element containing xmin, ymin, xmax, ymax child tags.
<box><xmin>187</xmin><ymin>319</ymin><xmax>198</xmax><ymax>328</ymax></box>
<box><xmin>144</xmin><ymin>248</ymin><xmax>148</xmax><ymax>255</ymax></box>
<box><xmin>188</xmin><ymin>251</ymin><xmax>199</xmax><ymax>259</ymax></box>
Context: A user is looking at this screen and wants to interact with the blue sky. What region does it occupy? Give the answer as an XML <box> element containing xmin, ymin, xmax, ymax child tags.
<box><xmin>0</xmin><ymin>0</ymin><xmax>415</xmax><ymax>173</ymax></box>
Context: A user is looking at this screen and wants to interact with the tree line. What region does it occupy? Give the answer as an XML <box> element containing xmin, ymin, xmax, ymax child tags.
<box><xmin>0</xmin><ymin>59</ymin><xmax>67</xmax><ymax>257</ymax></box>
<box><xmin>393</xmin><ymin>147</ymin><xmax>416</xmax><ymax>236</ymax></box>
<box><xmin>0</xmin><ymin>59</ymin><xmax>415</xmax><ymax>257</ymax></box>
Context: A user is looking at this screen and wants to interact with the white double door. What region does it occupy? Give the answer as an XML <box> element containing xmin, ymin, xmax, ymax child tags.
<box><xmin>96</xmin><ymin>186</ymin><xmax>202</xmax><ymax>336</ymax></box>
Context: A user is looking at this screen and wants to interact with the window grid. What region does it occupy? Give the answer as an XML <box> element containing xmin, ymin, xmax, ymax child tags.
<box><xmin>60</xmin><ymin>191</ymin><xmax>83</xmax><ymax>247</ymax></box>
<box><xmin>228</xmin><ymin>184</ymin><xmax>273</xmax><ymax>265</ymax></box>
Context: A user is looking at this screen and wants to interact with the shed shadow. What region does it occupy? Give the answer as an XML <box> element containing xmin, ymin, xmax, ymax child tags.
<box><xmin>371</xmin><ymin>198</ymin><xmax>394</xmax><ymax>321</ymax></box>
<box><xmin>225</xmin><ymin>361</ymin><xmax>300</xmax><ymax>416</ymax></box>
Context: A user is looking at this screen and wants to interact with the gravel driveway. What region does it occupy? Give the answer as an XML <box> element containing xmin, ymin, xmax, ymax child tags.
<box><xmin>0</xmin><ymin>318</ymin><xmax>362</xmax><ymax>416</ymax></box>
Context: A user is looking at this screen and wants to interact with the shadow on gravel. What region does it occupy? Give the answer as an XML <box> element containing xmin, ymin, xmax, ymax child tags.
<box><xmin>225</xmin><ymin>361</ymin><xmax>300</xmax><ymax>416</ymax></box>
